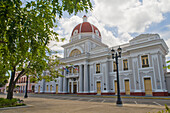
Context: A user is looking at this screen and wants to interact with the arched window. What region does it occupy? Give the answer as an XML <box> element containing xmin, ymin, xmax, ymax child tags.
<box><xmin>95</xmin><ymin>30</ymin><xmax>99</xmax><ymax>36</ymax></box>
<box><xmin>69</xmin><ymin>49</ymin><xmax>81</xmax><ymax>57</ymax></box>
<box><xmin>73</xmin><ymin>30</ymin><xmax>78</xmax><ymax>36</ymax></box>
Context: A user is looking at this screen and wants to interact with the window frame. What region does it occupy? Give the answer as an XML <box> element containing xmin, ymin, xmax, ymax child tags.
<box><xmin>113</xmin><ymin>61</ymin><xmax>117</xmax><ymax>72</ymax></box>
<box><xmin>73</xmin><ymin>30</ymin><xmax>78</xmax><ymax>36</ymax></box>
<box><xmin>96</xmin><ymin>63</ymin><xmax>100</xmax><ymax>73</ymax></box>
<box><xmin>123</xmin><ymin>59</ymin><xmax>128</xmax><ymax>70</ymax></box>
<box><xmin>141</xmin><ymin>55</ymin><xmax>149</xmax><ymax>68</ymax></box>
<box><xmin>68</xmin><ymin>67</ymin><xmax>73</xmax><ymax>74</ymax></box>
<box><xmin>73</xmin><ymin>66</ymin><xmax>79</xmax><ymax>74</ymax></box>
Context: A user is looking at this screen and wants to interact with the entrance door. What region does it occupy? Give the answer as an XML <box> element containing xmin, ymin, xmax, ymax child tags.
<box><xmin>50</xmin><ymin>85</ymin><xmax>52</xmax><ymax>92</ymax></box>
<box><xmin>69</xmin><ymin>82</ymin><xmax>72</xmax><ymax>93</ymax></box>
<box><xmin>144</xmin><ymin>78</ymin><xmax>152</xmax><ymax>95</ymax></box>
<box><xmin>97</xmin><ymin>81</ymin><xmax>101</xmax><ymax>95</ymax></box>
<box><xmin>125</xmin><ymin>80</ymin><xmax>130</xmax><ymax>95</ymax></box>
<box><xmin>73</xmin><ymin>82</ymin><xmax>77</xmax><ymax>94</ymax></box>
<box><xmin>38</xmin><ymin>85</ymin><xmax>40</xmax><ymax>93</ymax></box>
<box><xmin>114</xmin><ymin>81</ymin><xmax>117</xmax><ymax>95</ymax></box>
<box><xmin>56</xmin><ymin>84</ymin><xmax>58</xmax><ymax>94</ymax></box>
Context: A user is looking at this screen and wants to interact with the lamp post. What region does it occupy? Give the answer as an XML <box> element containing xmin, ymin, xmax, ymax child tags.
<box><xmin>24</xmin><ymin>75</ymin><xmax>28</xmax><ymax>98</ymax></box>
<box><xmin>111</xmin><ymin>46</ymin><xmax>122</xmax><ymax>105</ymax></box>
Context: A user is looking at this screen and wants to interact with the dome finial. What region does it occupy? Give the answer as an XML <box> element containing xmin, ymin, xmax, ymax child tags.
<box><xmin>83</xmin><ymin>15</ymin><xmax>87</xmax><ymax>22</ymax></box>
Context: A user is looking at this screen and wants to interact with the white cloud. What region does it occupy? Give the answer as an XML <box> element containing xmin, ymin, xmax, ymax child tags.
<box><xmin>88</xmin><ymin>16</ymin><xmax>133</xmax><ymax>47</ymax></box>
<box><xmin>161</xmin><ymin>32</ymin><xmax>170</xmax><ymax>59</ymax></box>
<box><xmin>159</xmin><ymin>0</ymin><xmax>170</xmax><ymax>13</ymax></box>
<box><xmin>48</xmin><ymin>0</ymin><xmax>170</xmax><ymax>58</ymax></box>
<box><xmin>165</xmin><ymin>38</ymin><xmax>170</xmax><ymax>57</ymax></box>
<box><xmin>93</xmin><ymin>0</ymin><xmax>170</xmax><ymax>33</ymax></box>
<box><xmin>59</xmin><ymin>16</ymin><xmax>82</xmax><ymax>38</ymax></box>
<box><xmin>48</xmin><ymin>16</ymin><xmax>82</xmax><ymax>58</ymax></box>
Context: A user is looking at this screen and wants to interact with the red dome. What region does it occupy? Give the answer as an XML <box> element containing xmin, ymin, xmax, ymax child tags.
<box><xmin>71</xmin><ymin>17</ymin><xmax>101</xmax><ymax>37</ymax></box>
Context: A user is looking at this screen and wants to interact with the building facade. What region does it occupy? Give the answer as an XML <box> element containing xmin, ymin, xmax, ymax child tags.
<box><xmin>35</xmin><ymin>16</ymin><xmax>169</xmax><ymax>96</ymax></box>
<box><xmin>166</xmin><ymin>72</ymin><xmax>170</xmax><ymax>95</ymax></box>
<box><xmin>5</xmin><ymin>73</ymin><xmax>36</xmax><ymax>93</ymax></box>
<box><xmin>14</xmin><ymin>75</ymin><xmax>36</xmax><ymax>93</ymax></box>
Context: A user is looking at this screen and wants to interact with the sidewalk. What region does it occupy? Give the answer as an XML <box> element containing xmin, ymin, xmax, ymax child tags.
<box><xmin>0</xmin><ymin>95</ymin><xmax>166</xmax><ymax>113</ymax></box>
<box><xmin>2</xmin><ymin>93</ymin><xmax>170</xmax><ymax>100</ymax></box>
<box><xmin>33</xmin><ymin>93</ymin><xmax>170</xmax><ymax>100</ymax></box>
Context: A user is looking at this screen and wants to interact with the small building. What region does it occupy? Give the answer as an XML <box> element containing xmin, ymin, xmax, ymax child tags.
<box><xmin>165</xmin><ymin>72</ymin><xmax>170</xmax><ymax>95</ymax></box>
<box><xmin>14</xmin><ymin>75</ymin><xmax>36</xmax><ymax>93</ymax></box>
<box><xmin>6</xmin><ymin>72</ymin><xmax>36</xmax><ymax>93</ymax></box>
<box><xmin>0</xmin><ymin>87</ymin><xmax>5</xmax><ymax>93</ymax></box>
<box><xmin>35</xmin><ymin>15</ymin><xmax>169</xmax><ymax>96</ymax></box>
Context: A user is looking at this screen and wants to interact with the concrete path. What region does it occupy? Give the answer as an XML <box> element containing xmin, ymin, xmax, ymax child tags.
<box><xmin>0</xmin><ymin>95</ymin><xmax>167</xmax><ymax>113</ymax></box>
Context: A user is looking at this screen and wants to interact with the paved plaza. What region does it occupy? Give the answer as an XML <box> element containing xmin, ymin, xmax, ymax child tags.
<box><xmin>0</xmin><ymin>94</ymin><xmax>168</xmax><ymax>113</ymax></box>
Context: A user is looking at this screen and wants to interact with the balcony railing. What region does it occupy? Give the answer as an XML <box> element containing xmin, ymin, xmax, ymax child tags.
<box><xmin>66</xmin><ymin>73</ymin><xmax>79</xmax><ymax>78</ymax></box>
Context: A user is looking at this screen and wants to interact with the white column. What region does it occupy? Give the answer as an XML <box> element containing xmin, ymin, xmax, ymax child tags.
<box><xmin>59</xmin><ymin>76</ymin><xmax>63</xmax><ymax>93</ymax></box>
<box><xmin>63</xmin><ymin>70</ymin><xmax>67</xmax><ymax>93</ymax></box>
<box><xmin>84</xmin><ymin>64</ymin><xmax>89</xmax><ymax>93</ymax></box>
<box><xmin>79</xmin><ymin>65</ymin><xmax>83</xmax><ymax>93</ymax></box>
<box><xmin>77</xmin><ymin>81</ymin><xmax>79</xmax><ymax>93</ymax></box>
<box><xmin>71</xmin><ymin>81</ymin><xmax>73</xmax><ymax>93</ymax></box>
<box><xmin>72</xmin><ymin>67</ymin><xmax>73</xmax><ymax>75</ymax></box>
<box><xmin>106</xmin><ymin>61</ymin><xmax>110</xmax><ymax>92</ymax></box>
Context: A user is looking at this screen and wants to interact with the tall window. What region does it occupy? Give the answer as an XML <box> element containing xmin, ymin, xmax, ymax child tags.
<box><xmin>50</xmin><ymin>85</ymin><xmax>52</xmax><ymax>91</ymax></box>
<box><xmin>69</xmin><ymin>49</ymin><xmax>81</xmax><ymax>57</ymax></box>
<box><xmin>73</xmin><ymin>66</ymin><xmax>79</xmax><ymax>74</ymax></box>
<box><xmin>123</xmin><ymin>59</ymin><xmax>128</xmax><ymax>70</ymax></box>
<box><xmin>141</xmin><ymin>55</ymin><xmax>149</xmax><ymax>68</ymax></box>
<box><xmin>46</xmin><ymin>85</ymin><xmax>48</xmax><ymax>91</ymax></box>
<box><xmin>67</xmin><ymin>67</ymin><xmax>73</xmax><ymax>74</ymax></box>
<box><xmin>96</xmin><ymin>64</ymin><xmax>100</xmax><ymax>73</ymax></box>
<box><xmin>113</xmin><ymin>62</ymin><xmax>117</xmax><ymax>72</ymax></box>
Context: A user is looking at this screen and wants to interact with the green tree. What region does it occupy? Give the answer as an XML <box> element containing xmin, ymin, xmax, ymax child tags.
<box><xmin>0</xmin><ymin>56</ymin><xmax>9</xmax><ymax>87</ymax></box>
<box><xmin>0</xmin><ymin>0</ymin><xmax>92</xmax><ymax>99</ymax></box>
<box><xmin>165</xmin><ymin>60</ymin><xmax>170</xmax><ymax>70</ymax></box>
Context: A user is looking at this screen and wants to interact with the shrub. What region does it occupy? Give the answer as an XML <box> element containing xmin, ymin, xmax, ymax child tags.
<box><xmin>0</xmin><ymin>98</ymin><xmax>24</xmax><ymax>108</ymax></box>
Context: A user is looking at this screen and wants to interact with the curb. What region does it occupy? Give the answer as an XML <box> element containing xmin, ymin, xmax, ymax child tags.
<box><xmin>51</xmin><ymin>94</ymin><xmax>170</xmax><ymax>100</ymax></box>
<box><xmin>0</xmin><ymin>105</ymin><xmax>32</xmax><ymax>110</ymax></box>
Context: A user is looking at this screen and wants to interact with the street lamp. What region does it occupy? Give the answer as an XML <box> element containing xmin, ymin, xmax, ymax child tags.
<box><xmin>111</xmin><ymin>46</ymin><xmax>122</xmax><ymax>105</ymax></box>
<box><xmin>24</xmin><ymin>75</ymin><xmax>28</xmax><ymax>98</ymax></box>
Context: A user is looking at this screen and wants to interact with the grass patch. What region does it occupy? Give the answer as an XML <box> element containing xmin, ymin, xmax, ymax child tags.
<box><xmin>0</xmin><ymin>98</ymin><xmax>26</xmax><ymax>108</ymax></box>
<box><xmin>148</xmin><ymin>104</ymin><xmax>170</xmax><ymax>113</ymax></box>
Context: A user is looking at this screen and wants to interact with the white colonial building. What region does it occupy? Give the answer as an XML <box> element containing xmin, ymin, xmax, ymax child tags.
<box><xmin>35</xmin><ymin>15</ymin><xmax>170</xmax><ymax>96</ymax></box>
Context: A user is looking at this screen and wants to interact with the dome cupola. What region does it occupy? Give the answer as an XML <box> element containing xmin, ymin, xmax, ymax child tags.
<box><xmin>70</xmin><ymin>15</ymin><xmax>101</xmax><ymax>42</ymax></box>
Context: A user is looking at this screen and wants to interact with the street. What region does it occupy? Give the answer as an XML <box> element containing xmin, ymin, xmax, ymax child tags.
<box><xmin>0</xmin><ymin>93</ymin><xmax>168</xmax><ymax>113</ymax></box>
<box><xmin>12</xmin><ymin>93</ymin><xmax>170</xmax><ymax>106</ymax></box>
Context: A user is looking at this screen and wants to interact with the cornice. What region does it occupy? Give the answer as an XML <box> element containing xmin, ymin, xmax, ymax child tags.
<box><xmin>61</xmin><ymin>37</ymin><xmax>108</xmax><ymax>48</ymax></box>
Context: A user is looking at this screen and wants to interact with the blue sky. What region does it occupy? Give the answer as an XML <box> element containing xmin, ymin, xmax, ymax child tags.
<box><xmin>48</xmin><ymin>0</ymin><xmax>170</xmax><ymax>64</ymax></box>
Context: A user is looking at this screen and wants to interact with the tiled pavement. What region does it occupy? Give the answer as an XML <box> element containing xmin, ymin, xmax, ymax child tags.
<box><xmin>0</xmin><ymin>94</ymin><xmax>168</xmax><ymax>113</ymax></box>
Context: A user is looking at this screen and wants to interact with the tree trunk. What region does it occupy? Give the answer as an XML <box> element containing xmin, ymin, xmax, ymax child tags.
<box><xmin>7</xmin><ymin>66</ymin><xmax>16</xmax><ymax>99</ymax></box>
<box><xmin>7</xmin><ymin>67</ymin><xmax>25</xmax><ymax>99</ymax></box>
<box><xmin>7</xmin><ymin>87</ymin><xmax>14</xmax><ymax>100</ymax></box>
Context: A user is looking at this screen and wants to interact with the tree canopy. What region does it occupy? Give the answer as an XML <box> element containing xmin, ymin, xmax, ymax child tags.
<box><xmin>0</xmin><ymin>0</ymin><xmax>92</xmax><ymax>99</ymax></box>
<box><xmin>165</xmin><ymin>60</ymin><xmax>170</xmax><ymax>70</ymax></box>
